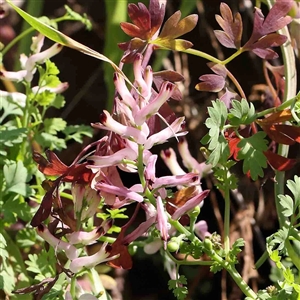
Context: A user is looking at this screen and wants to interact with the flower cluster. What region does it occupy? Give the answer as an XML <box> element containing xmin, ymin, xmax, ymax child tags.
<box><xmin>0</xmin><ymin>34</ymin><xmax>68</xmax><ymax>107</ymax></box>
<box><xmin>32</xmin><ymin>52</ymin><xmax>210</xmax><ymax>282</ymax></box>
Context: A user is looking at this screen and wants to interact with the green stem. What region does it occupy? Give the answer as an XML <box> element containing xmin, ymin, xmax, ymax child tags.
<box><xmin>70</xmin><ymin>276</ymin><xmax>77</xmax><ymax>299</ymax></box>
<box><xmin>165</xmin><ymin>249</ymin><xmax>213</xmax><ymax>266</ymax></box>
<box><xmin>284</xmin><ymin>239</ymin><xmax>300</xmax><ymax>272</ymax></box>
<box><xmin>223</xmin><ymin>171</ymin><xmax>231</xmax><ymax>256</ymax></box>
<box><xmin>255</xmin><ymin>94</ymin><xmax>299</xmax><ymax>119</ymax></box>
<box><xmin>181</xmin><ymin>48</ymin><xmax>222</xmax><ymax>64</ymax></box>
<box><xmin>265</xmin><ymin>0</ymin><xmax>297</xmax><ymax>229</ymax></box>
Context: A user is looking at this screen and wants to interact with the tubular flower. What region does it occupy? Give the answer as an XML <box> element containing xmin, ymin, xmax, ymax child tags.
<box><xmin>37</xmin><ymin>224</ymin><xmax>79</xmax><ymax>260</ymax></box>
<box><xmin>69</xmin><ymin>242</ymin><xmax>117</xmax><ymax>273</ymax></box>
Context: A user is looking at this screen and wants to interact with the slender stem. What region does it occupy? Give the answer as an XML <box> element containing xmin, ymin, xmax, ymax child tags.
<box><xmin>226</xmin><ymin>69</ymin><xmax>246</xmax><ymax>99</ymax></box>
<box><xmin>181</xmin><ymin>48</ymin><xmax>223</xmax><ymax>64</ymax></box>
<box><xmin>165</xmin><ymin>249</ymin><xmax>213</xmax><ymax>266</ymax></box>
<box><xmin>265</xmin><ymin>0</ymin><xmax>297</xmax><ymax>229</ymax></box>
<box><xmin>70</xmin><ymin>276</ymin><xmax>76</xmax><ymax>299</ymax></box>
<box><xmin>223</xmin><ymin>167</ymin><xmax>231</xmax><ymax>256</ymax></box>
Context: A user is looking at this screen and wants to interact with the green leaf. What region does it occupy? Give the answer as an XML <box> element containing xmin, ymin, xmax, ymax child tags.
<box><xmin>278</xmin><ymin>195</ymin><xmax>294</xmax><ymax>217</ymax></box>
<box><xmin>210</xmin><ymin>261</ymin><xmax>223</xmax><ymax>273</ymax></box>
<box><xmin>2</xmin><ymin>195</ymin><xmax>32</xmax><ymax>223</ymax></box>
<box><xmin>286</xmin><ymin>176</ymin><xmax>300</xmax><ymax>209</ymax></box>
<box><xmin>36</xmin><ymin>133</ymin><xmax>67</xmax><ymax>150</ymax></box>
<box><xmin>34</xmin><ymin>90</ymin><xmax>56</xmax><ymax>106</ymax></box>
<box><xmin>42</xmin><ymin>75</ymin><xmax>61</xmax><ymax>88</ymax></box>
<box><xmin>0</xmin><ymin>126</ymin><xmax>27</xmax><ymax>153</ymax></box>
<box><xmin>237</xmin><ymin>132</ymin><xmax>268</xmax><ymax>180</ymax></box>
<box><xmin>207</xmin><ymin>135</ymin><xmax>230</xmax><ymax>167</ymax></box>
<box><xmin>3</xmin><ymin>160</ymin><xmax>31</xmax><ymax>196</ymax></box>
<box><xmin>45</xmin><ymin>59</ymin><xmax>60</xmax><ymax>75</ymax></box>
<box><xmin>283</xmin><ymin>268</ymin><xmax>294</xmax><ymax>285</ymax></box>
<box><xmin>63</xmin><ymin>125</ymin><xmax>93</xmax><ymax>143</ymax></box>
<box><xmin>16</xmin><ymin>229</ymin><xmax>37</xmax><ymax>248</ymax></box>
<box><xmin>51</xmin><ymin>94</ymin><xmax>66</xmax><ymax>109</ymax></box>
<box><xmin>228</xmin><ymin>98</ymin><xmax>256</xmax><ymax>125</ymax></box>
<box><xmin>44</xmin><ymin>118</ymin><xmax>67</xmax><ymax>135</ymax></box>
<box><xmin>0</xmin><ymin>96</ymin><xmax>24</xmax><ymax>123</ymax></box>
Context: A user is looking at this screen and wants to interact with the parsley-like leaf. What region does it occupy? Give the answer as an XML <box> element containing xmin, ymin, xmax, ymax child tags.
<box><xmin>228</xmin><ymin>98</ymin><xmax>256</xmax><ymax>126</ymax></box>
<box><xmin>237</xmin><ymin>132</ymin><xmax>268</xmax><ymax>180</ymax></box>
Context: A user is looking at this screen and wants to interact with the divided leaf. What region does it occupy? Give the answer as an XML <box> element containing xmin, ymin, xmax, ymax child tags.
<box><xmin>228</xmin><ymin>98</ymin><xmax>256</xmax><ymax>125</ymax></box>
<box><xmin>237</xmin><ymin>132</ymin><xmax>268</xmax><ymax>180</ymax></box>
<box><xmin>214</xmin><ymin>3</ymin><xmax>243</xmax><ymax>49</ymax></box>
<box><xmin>243</xmin><ymin>0</ymin><xmax>293</xmax><ymax>59</ymax></box>
<box><xmin>153</xmin><ymin>10</ymin><xmax>198</xmax><ymax>51</ymax></box>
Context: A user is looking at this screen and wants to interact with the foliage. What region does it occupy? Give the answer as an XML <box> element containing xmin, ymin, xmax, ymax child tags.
<box><xmin>1</xmin><ymin>0</ymin><xmax>299</xmax><ymax>299</ymax></box>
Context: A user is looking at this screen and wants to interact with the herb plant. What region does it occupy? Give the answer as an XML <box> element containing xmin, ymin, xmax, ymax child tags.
<box><xmin>1</xmin><ymin>0</ymin><xmax>299</xmax><ymax>299</ymax></box>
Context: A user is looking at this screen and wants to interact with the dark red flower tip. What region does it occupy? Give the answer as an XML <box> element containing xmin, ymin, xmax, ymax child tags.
<box><xmin>166</xmin><ymin>82</ymin><xmax>173</xmax><ymax>91</ymax></box>
<box><xmin>163</xmin><ymin>149</ymin><xmax>171</xmax><ymax>157</ymax></box>
<box><xmin>37</xmin><ymin>224</ymin><xmax>45</xmax><ymax>232</ymax></box>
<box><xmin>99</xmin><ymin>112</ymin><xmax>107</xmax><ymax>124</ymax></box>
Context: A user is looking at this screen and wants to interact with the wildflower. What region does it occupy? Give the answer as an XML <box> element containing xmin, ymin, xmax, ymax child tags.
<box><xmin>69</xmin><ymin>242</ymin><xmax>116</xmax><ymax>273</ymax></box>
<box><xmin>37</xmin><ymin>224</ymin><xmax>79</xmax><ymax>260</ymax></box>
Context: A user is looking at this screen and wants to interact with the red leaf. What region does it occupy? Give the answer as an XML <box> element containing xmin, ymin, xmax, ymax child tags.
<box><xmin>261</xmin><ymin>124</ymin><xmax>300</xmax><ymax>145</ymax></box>
<box><xmin>256</xmin><ymin>109</ymin><xmax>292</xmax><ymax>125</ymax></box>
<box><xmin>228</xmin><ymin>136</ymin><xmax>241</xmax><ymax>160</ymax></box>
<box><xmin>107</xmin><ymin>228</ymin><xmax>132</xmax><ymax>270</ymax></box>
<box><xmin>264</xmin><ymin>150</ymin><xmax>297</xmax><ymax>171</ymax></box>
<box><xmin>33</xmin><ymin>151</ymin><xmax>68</xmax><ymax>176</ymax></box>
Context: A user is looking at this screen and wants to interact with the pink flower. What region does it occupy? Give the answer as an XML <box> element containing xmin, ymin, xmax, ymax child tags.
<box><xmin>156</xmin><ymin>196</ymin><xmax>170</xmax><ymax>244</ymax></box>
<box><xmin>172</xmin><ymin>190</ymin><xmax>210</xmax><ymax>220</ymax></box>
<box><xmin>37</xmin><ymin>224</ymin><xmax>79</xmax><ymax>260</ymax></box>
<box><xmin>69</xmin><ymin>242</ymin><xmax>116</xmax><ymax>273</ymax></box>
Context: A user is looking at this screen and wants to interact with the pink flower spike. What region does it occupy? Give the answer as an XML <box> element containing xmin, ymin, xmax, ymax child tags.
<box><xmin>87</xmin><ymin>148</ymin><xmax>137</xmax><ymax>168</ymax></box>
<box><xmin>0</xmin><ymin>70</ymin><xmax>27</xmax><ymax>81</ymax></box>
<box><xmin>134</xmin><ymin>81</ymin><xmax>176</xmax><ymax>126</ymax></box>
<box><xmin>69</xmin><ymin>242</ymin><xmax>116</xmax><ymax>273</ymax></box>
<box><xmin>144</xmin><ymin>66</ymin><xmax>153</xmax><ymax>95</ymax></box>
<box><xmin>114</xmin><ymin>72</ymin><xmax>137</xmax><ymax>110</ymax></box>
<box><xmin>153</xmin><ymin>173</ymin><xmax>199</xmax><ymax>189</ymax></box>
<box><xmin>25</xmin><ymin>43</ymin><xmax>63</xmax><ymax>74</ymax></box>
<box><xmin>172</xmin><ymin>190</ymin><xmax>210</xmax><ymax>220</ymax></box>
<box><xmin>67</xmin><ymin>227</ymin><xmax>102</xmax><ymax>245</ymax></box>
<box><xmin>92</xmin><ymin>110</ymin><xmax>147</xmax><ymax>144</ymax></box>
<box><xmin>31</xmin><ymin>34</ymin><xmax>45</xmax><ymax>53</ymax></box>
<box><xmin>97</xmin><ymin>182</ymin><xmax>144</xmax><ymax>203</ymax></box>
<box><xmin>144</xmin><ymin>117</ymin><xmax>186</xmax><ymax>149</ymax></box>
<box><xmin>123</xmin><ymin>216</ymin><xmax>156</xmax><ymax>244</ymax></box>
<box><xmin>156</xmin><ymin>196</ymin><xmax>169</xmax><ymax>243</ymax></box>
<box><xmin>194</xmin><ymin>220</ymin><xmax>211</xmax><ymax>240</ymax></box>
<box><xmin>133</xmin><ymin>54</ymin><xmax>149</xmax><ymax>98</ymax></box>
<box><xmin>178</xmin><ymin>138</ymin><xmax>200</xmax><ymax>171</ymax></box>
<box><xmin>160</xmin><ymin>148</ymin><xmax>186</xmax><ymax>175</ymax></box>
<box><xmin>144</xmin><ymin>154</ymin><xmax>157</xmax><ymax>183</ymax></box>
<box><xmin>37</xmin><ymin>224</ymin><xmax>79</xmax><ymax>260</ymax></box>
<box><xmin>32</xmin><ymin>82</ymin><xmax>69</xmax><ymax>94</ymax></box>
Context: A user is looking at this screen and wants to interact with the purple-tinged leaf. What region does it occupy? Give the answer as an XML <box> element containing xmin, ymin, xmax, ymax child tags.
<box><xmin>252</xmin><ymin>48</ymin><xmax>278</xmax><ymax>60</ymax></box>
<box><xmin>215</xmin><ymin>3</ymin><xmax>243</xmax><ymax>49</ymax></box>
<box><xmin>127</xmin><ymin>2</ymin><xmax>151</xmax><ymax>34</ymax></box>
<box><xmin>243</xmin><ymin>0</ymin><xmax>293</xmax><ymax>56</ymax></box>
<box><xmin>220</xmin><ymin>88</ymin><xmax>239</xmax><ymax>108</ymax></box>
<box><xmin>195</xmin><ymin>74</ymin><xmax>225</xmax><ymax>92</ymax></box>
<box><xmin>208</xmin><ymin>62</ymin><xmax>227</xmax><ymax>77</ymax></box>
<box><xmin>120</xmin><ymin>22</ymin><xmax>144</xmax><ymax>38</ymax></box>
<box><xmin>159</xmin><ymin>11</ymin><xmax>198</xmax><ymax>39</ymax></box>
<box><xmin>214</xmin><ymin>30</ymin><xmax>237</xmax><ymax>49</ymax></box>
<box><xmin>251</xmin><ymin>33</ymin><xmax>287</xmax><ymax>50</ymax></box>
<box><xmin>149</xmin><ymin>0</ymin><xmax>165</xmax><ymax>37</ymax></box>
